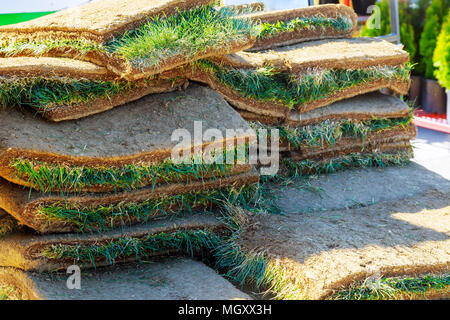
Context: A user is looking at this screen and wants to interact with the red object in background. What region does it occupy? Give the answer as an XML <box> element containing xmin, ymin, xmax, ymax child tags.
<box><xmin>343</xmin><ymin>0</ymin><xmax>351</xmax><ymax>6</ymax></box>
<box><xmin>413</xmin><ymin>109</ymin><xmax>450</xmax><ymax>134</ymax></box>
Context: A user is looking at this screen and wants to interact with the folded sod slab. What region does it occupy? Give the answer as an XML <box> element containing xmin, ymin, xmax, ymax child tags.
<box><xmin>0</xmin><ymin>258</ymin><xmax>252</xmax><ymax>300</ymax></box>
<box><xmin>0</xmin><ymin>56</ymin><xmax>191</xmax><ymax>121</ymax></box>
<box><xmin>0</xmin><ymin>209</ymin><xmax>24</xmax><ymax>237</ymax></box>
<box><xmin>0</xmin><ymin>84</ymin><xmax>255</xmax><ymax>193</ymax></box>
<box><xmin>0</xmin><ymin>169</ymin><xmax>260</xmax><ymax>234</ymax></box>
<box><xmin>184</xmin><ymin>38</ymin><xmax>410</xmax><ymax>119</ymax></box>
<box><xmin>240</xmin><ymin>92</ymin><xmax>412</xmax><ymax>126</ymax></box>
<box><xmin>245</xmin><ymin>4</ymin><xmax>357</xmax><ymax>51</ymax></box>
<box><xmin>251</xmin><ymin>109</ymin><xmax>415</xmax><ymax>152</ymax></box>
<box><xmin>0</xmin><ymin>214</ymin><xmax>227</xmax><ymax>272</ymax></box>
<box><xmin>214</xmin><ymin>189</ymin><xmax>450</xmax><ymax>299</ymax></box>
<box><xmin>0</xmin><ymin>1</ymin><xmax>258</xmax><ymax>80</ymax></box>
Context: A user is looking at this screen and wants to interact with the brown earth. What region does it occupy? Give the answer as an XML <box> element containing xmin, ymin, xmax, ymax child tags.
<box><xmin>0</xmin><ymin>214</ymin><xmax>226</xmax><ymax>272</ymax></box>
<box><xmin>0</xmin><ymin>169</ymin><xmax>260</xmax><ymax>234</ymax></box>
<box><xmin>235</xmin><ymin>189</ymin><xmax>450</xmax><ymax>299</ymax></box>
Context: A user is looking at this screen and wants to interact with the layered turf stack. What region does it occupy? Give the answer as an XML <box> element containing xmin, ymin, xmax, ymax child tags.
<box><xmin>174</xmin><ymin>5</ymin><xmax>415</xmax><ymax>177</ymax></box>
<box><xmin>0</xmin><ymin>84</ymin><xmax>259</xmax><ymax>233</ymax></box>
<box><xmin>0</xmin><ymin>85</ymin><xmax>260</xmax><ymax>291</ymax></box>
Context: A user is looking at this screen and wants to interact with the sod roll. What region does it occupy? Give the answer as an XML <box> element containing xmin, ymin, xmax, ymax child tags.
<box><xmin>187</xmin><ymin>38</ymin><xmax>410</xmax><ymax>118</ymax></box>
<box><xmin>0</xmin><ymin>2</ymin><xmax>257</xmax><ymax>80</ymax></box>
<box><xmin>245</xmin><ymin>4</ymin><xmax>358</xmax><ymax>51</ymax></box>
<box><xmin>0</xmin><ymin>84</ymin><xmax>256</xmax><ymax>193</ymax></box>
<box><xmin>0</xmin><ymin>169</ymin><xmax>260</xmax><ymax>234</ymax></box>
<box><xmin>0</xmin><ymin>214</ymin><xmax>226</xmax><ymax>272</ymax></box>
<box><xmin>0</xmin><ymin>0</ymin><xmax>214</xmax><ymax>43</ymax></box>
<box><xmin>240</xmin><ymin>92</ymin><xmax>412</xmax><ymax>126</ymax></box>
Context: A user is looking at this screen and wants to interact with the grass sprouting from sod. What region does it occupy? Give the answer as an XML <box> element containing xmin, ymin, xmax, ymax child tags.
<box><xmin>331</xmin><ymin>274</ymin><xmax>450</xmax><ymax>300</ymax></box>
<box><xmin>277</xmin><ymin>150</ymin><xmax>413</xmax><ymax>179</ymax></box>
<box><xmin>258</xmin><ymin>15</ymin><xmax>353</xmax><ymax>39</ymax></box>
<box><xmin>0</xmin><ymin>77</ymin><xmax>146</xmax><ymax>111</ymax></box>
<box><xmin>213</xmin><ymin>206</ymin><xmax>305</xmax><ymax>299</ymax></box>
<box><xmin>40</xmin><ymin>228</ymin><xmax>224</xmax><ymax>267</ymax></box>
<box><xmin>0</xmin><ymin>6</ymin><xmax>257</xmax><ymax>70</ymax></box>
<box><xmin>11</xmin><ymin>147</ymin><xmax>244</xmax><ymax>193</ymax></box>
<box><xmin>249</xmin><ymin>112</ymin><xmax>413</xmax><ymax>150</ymax></box>
<box><xmin>37</xmin><ymin>184</ymin><xmax>263</xmax><ymax>232</ymax></box>
<box><xmin>194</xmin><ymin>60</ymin><xmax>411</xmax><ymax>109</ymax></box>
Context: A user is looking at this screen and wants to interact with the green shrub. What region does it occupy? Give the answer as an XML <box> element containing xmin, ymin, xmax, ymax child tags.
<box><xmin>360</xmin><ymin>0</ymin><xmax>416</xmax><ymax>65</ymax></box>
<box><xmin>434</xmin><ymin>14</ymin><xmax>450</xmax><ymax>88</ymax></box>
<box><xmin>419</xmin><ymin>0</ymin><xmax>450</xmax><ymax>79</ymax></box>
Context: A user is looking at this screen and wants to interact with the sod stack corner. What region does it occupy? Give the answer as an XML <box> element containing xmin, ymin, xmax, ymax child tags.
<box><xmin>173</xmin><ymin>4</ymin><xmax>416</xmax><ymax>177</ymax></box>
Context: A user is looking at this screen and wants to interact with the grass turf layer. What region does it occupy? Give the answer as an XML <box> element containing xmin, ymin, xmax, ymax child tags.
<box><xmin>40</xmin><ymin>228</ymin><xmax>223</xmax><ymax>267</ymax></box>
<box><xmin>194</xmin><ymin>60</ymin><xmax>411</xmax><ymax>109</ymax></box>
<box><xmin>0</xmin><ymin>76</ymin><xmax>150</xmax><ymax>111</ymax></box>
<box><xmin>10</xmin><ymin>146</ymin><xmax>247</xmax><ymax>193</ymax></box>
<box><xmin>331</xmin><ymin>274</ymin><xmax>450</xmax><ymax>300</ymax></box>
<box><xmin>258</xmin><ymin>15</ymin><xmax>353</xmax><ymax>39</ymax></box>
<box><xmin>250</xmin><ymin>112</ymin><xmax>413</xmax><ymax>150</ymax></box>
<box><xmin>0</xmin><ymin>6</ymin><xmax>257</xmax><ymax>71</ymax></box>
<box><xmin>37</xmin><ymin>184</ymin><xmax>259</xmax><ymax>233</ymax></box>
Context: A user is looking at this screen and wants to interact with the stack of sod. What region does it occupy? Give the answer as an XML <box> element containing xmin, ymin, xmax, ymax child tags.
<box><xmin>0</xmin><ymin>56</ymin><xmax>188</xmax><ymax>121</ymax></box>
<box><xmin>0</xmin><ymin>84</ymin><xmax>259</xmax><ymax>233</ymax></box>
<box><xmin>250</xmin><ymin>93</ymin><xmax>417</xmax><ymax>177</ymax></box>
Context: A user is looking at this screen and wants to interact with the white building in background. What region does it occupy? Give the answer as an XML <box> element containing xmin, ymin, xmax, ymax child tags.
<box><xmin>0</xmin><ymin>0</ymin><xmax>93</xmax><ymax>14</ymax></box>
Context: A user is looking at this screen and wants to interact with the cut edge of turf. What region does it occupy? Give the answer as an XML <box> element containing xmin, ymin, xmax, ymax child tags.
<box><xmin>193</xmin><ymin>59</ymin><xmax>411</xmax><ymax>109</ymax></box>
<box><xmin>39</xmin><ymin>228</ymin><xmax>225</xmax><ymax>268</ymax></box>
